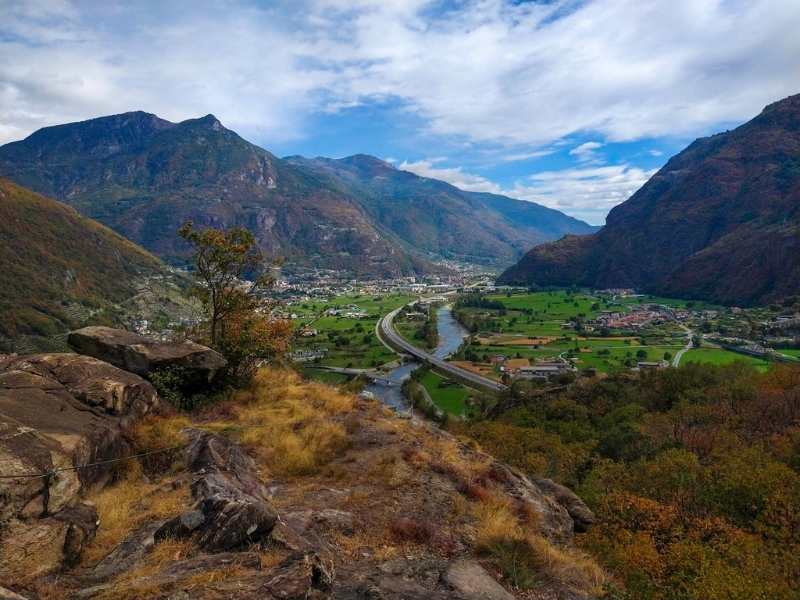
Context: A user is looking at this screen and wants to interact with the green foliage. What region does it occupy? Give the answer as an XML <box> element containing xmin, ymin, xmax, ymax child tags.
<box><xmin>150</xmin><ymin>366</ymin><xmax>212</xmax><ymax>411</ymax></box>
<box><xmin>452</xmin><ymin>363</ymin><xmax>800</xmax><ymax>599</ymax></box>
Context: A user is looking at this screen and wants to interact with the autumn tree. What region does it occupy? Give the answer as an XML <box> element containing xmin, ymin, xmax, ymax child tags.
<box><xmin>179</xmin><ymin>222</ymin><xmax>291</xmax><ymax>379</ymax></box>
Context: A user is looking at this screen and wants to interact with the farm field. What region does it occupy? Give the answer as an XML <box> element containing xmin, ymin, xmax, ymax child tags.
<box><xmin>777</xmin><ymin>348</ymin><xmax>800</xmax><ymax>359</ymax></box>
<box><xmin>292</xmin><ymin>293</ymin><xmax>412</xmax><ymax>369</ymax></box>
<box><xmin>453</xmin><ymin>290</ymin><xmax>688</xmax><ymax>374</ymax></box>
<box><xmin>420</xmin><ymin>371</ymin><xmax>473</xmax><ymax>417</ymax></box>
<box><xmin>682</xmin><ymin>347</ymin><xmax>769</xmax><ymax>371</ymax></box>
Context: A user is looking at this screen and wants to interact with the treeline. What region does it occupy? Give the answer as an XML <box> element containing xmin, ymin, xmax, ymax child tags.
<box><xmin>415</xmin><ymin>305</ymin><xmax>439</xmax><ymax>349</ymax></box>
<box><xmin>454</xmin><ymin>294</ymin><xmax>507</xmax><ymax>311</ymax></box>
<box><xmin>450</xmin><ymin>363</ymin><xmax>800</xmax><ymax>599</ymax></box>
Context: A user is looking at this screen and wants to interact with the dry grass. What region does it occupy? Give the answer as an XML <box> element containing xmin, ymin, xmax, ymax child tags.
<box><xmin>211</xmin><ymin>368</ymin><xmax>354</xmax><ymax>477</ymax></box>
<box><xmin>81</xmin><ymin>464</ymin><xmax>191</xmax><ymax>566</ymax></box>
<box><xmin>474</xmin><ymin>496</ymin><xmax>522</xmax><ymax>549</ymax></box>
<box><xmin>471</xmin><ymin>494</ymin><xmax>605</xmax><ymax>595</ymax></box>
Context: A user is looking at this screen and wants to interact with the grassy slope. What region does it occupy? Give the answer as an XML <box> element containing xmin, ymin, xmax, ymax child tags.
<box><xmin>683</xmin><ymin>347</ymin><xmax>770</xmax><ymax>371</ymax></box>
<box><xmin>420</xmin><ymin>371</ymin><xmax>471</xmax><ymax>416</ymax></box>
<box><xmin>0</xmin><ymin>178</ymin><xmax>163</xmax><ymax>337</ymax></box>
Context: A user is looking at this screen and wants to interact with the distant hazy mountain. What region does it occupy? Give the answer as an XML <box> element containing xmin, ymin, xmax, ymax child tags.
<box><xmin>499</xmin><ymin>94</ymin><xmax>800</xmax><ymax>306</ymax></box>
<box><xmin>0</xmin><ymin>111</ymin><xmax>595</xmax><ymax>275</ymax></box>
<box><xmin>285</xmin><ymin>154</ymin><xmax>597</xmax><ymax>267</ymax></box>
<box><xmin>0</xmin><ymin>178</ymin><xmax>164</xmax><ymax>339</ymax></box>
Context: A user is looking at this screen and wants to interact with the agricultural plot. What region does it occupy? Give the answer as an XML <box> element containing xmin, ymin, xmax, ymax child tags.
<box><xmin>453</xmin><ymin>290</ymin><xmax>689</xmax><ymax>374</ymax></box>
<box><xmin>420</xmin><ymin>371</ymin><xmax>473</xmax><ymax>417</ymax></box>
<box><xmin>682</xmin><ymin>347</ymin><xmax>769</xmax><ymax>371</ymax></box>
<box><xmin>291</xmin><ymin>294</ymin><xmax>412</xmax><ymax>369</ymax></box>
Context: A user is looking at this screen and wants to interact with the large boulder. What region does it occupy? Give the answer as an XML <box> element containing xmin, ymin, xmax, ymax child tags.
<box><xmin>535</xmin><ymin>478</ymin><xmax>596</xmax><ymax>533</ymax></box>
<box><xmin>68</xmin><ymin>326</ymin><xmax>226</xmax><ymax>385</ymax></box>
<box><xmin>0</xmin><ymin>353</ymin><xmax>160</xmax><ymax>580</ymax></box>
<box><xmin>184</xmin><ymin>429</ymin><xmax>279</xmax><ymax>551</ymax></box>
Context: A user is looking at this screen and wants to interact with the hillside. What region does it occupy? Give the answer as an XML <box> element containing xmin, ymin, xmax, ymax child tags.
<box><xmin>499</xmin><ymin>94</ymin><xmax>800</xmax><ymax>305</ymax></box>
<box><xmin>287</xmin><ymin>154</ymin><xmax>597</xmax><ymax>267</ymax></box>
<box><xmin>0</xmin><ymin>112</ymin><xmax>594</xmax><ymax>275</ymax></box>
<box><xmin>0</xmin><ymin>350</ymin><xmax>605</xmax><ymax>600</ymax></box>
<box><xmin>0</xmin><ymin>178</ymin><xmax>165</xmax><ymax>341</ymax></box>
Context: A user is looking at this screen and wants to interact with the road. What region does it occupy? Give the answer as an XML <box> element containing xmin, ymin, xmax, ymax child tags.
<box><xmin>672</xmin><ymin>325</ymin><xmax>694</xmax><ymax>367</ymax></box>
<box><xmin>377</xmin><ymin>307</ymin><xmax>508</xmax><ymax>394</ymax></box>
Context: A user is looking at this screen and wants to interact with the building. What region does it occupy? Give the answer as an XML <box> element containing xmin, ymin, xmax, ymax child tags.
<box><xmin>636</xmin><ymin>360</ymin><xmax>669</xmax><ymax>371</ymax></box>
<box><xmin>515</xmin><ymin>360</ymin><xmax>574</xmax><ymax>382</ymax></box>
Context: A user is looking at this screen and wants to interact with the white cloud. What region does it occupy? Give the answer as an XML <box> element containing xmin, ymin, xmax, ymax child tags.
<box><xmin>398</xmin><ymin>159</ymin><xmax>503</xmax><ymax>194</ymax></box>
<box><xmin>1</xmin><ymin>0</ymin><xmax>799</xmax><ymax>146</ymax></box>
<box><xmin>400</xmin><ymin>157</ymin><xmax>655</xmax><ymax>225</ymax></box>
<box><xmin>569</xmin><ymin>141</ymin><xmax>604</xmax><ymax>163</ymax></box>
<box><xmin>649</xmin><ymin>149</ymin><xmax>664</xmax><ymax>157</ymax></box>
<box><xmin>511</xmin><ymin>164</ymin><xmax>658</xmax><ymax>225</ymax></box>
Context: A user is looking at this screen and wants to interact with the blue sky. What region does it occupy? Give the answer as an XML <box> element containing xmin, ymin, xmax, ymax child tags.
<box><xmin>2</xmin><ymin>0</ymin><xmax>799</xmax><ymax>224</ymax></box>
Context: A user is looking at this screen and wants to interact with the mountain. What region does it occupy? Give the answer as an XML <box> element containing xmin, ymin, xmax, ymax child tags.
<box><xmin>499</xmin><ymin>94</ymin><xmax>800</xmax><ymax>306</ymax></box>
<box><xmin>0</xmin><ymin>112</ymin><xmax>594</xmax><ymax>275</ymax></box>
<box><xmin>0</xmin><ymin>178</ymin><xmax>164</xmax><ymax>340</ymax></box>
<box><xmin>285</xmin><ymin>154</ymin><xmax>597</xmax><ymax>267</ymax></box>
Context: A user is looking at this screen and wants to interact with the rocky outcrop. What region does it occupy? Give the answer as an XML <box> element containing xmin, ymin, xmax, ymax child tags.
<box><xmin>443</xmin><ymin>559</ymin><xmax>516</xmax><ymax>600</ymax></box>
<box><xmin>68</xmin><ymin>326</ymin><xmax>226</xmax><ymax>385</ymax></box>
<box><xmin>535</xmin><ymin>478</ymin><xmax>596</xmax><ymax>533</ymax></box>
<box><xmin>0</xmin><ymin>353</ymin><xmax>160</xmax><ymax>581</ymax></box>
<box><xmin>183</xmin><ymin>429</ymin><xmax>278</xmax><ymax>551</ymax></box>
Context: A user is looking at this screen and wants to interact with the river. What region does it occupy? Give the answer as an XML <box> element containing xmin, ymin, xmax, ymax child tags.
<box><xmin>363</xmin><ymin>304</ymin><xmax>470</xmax><ymax>410</ymax></box>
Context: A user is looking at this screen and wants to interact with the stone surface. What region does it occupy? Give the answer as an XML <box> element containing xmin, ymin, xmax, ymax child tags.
<box><xmin>0</xmin><ymin>586</ymin><xmax>29</xmax><ymax>600</ymax></box>
<box><xmin>185</xmin><ymin>429</ymin><xmax>278</xmax><ymax>551</ymax></box>
<box><xmin>84</xmin><ymin>521</ymin><xmax>164</xmax><ymax>583</ymax></box>
<box><xmin>488</xmin><ymin>461</ymin><xmax>575</xmax><ymax>543</ymax></box>
<box><xmin>154</xmin><ymin>510</ymin><xmax>205</xmax><ymax>542</ymax></box>
<box><xmin>77</xmin><ymin>552</ymin><xmax>261</xmax><ymax>598</ymax></box>
<box><xmin>0</xmin><ymin>353</ymin><xmax>159</xmax><ymax>580</ymax></box>
<box><xmin>535</xmin><ymin>478</ymin><xmax>596</xmax><ymax>532</ymax></box>
<box><xmin>68</xmin><ymin>326</ymin><xmax>226</xmax><ymax>384</ymax></box>
<box><xmin>443</xmin><ymin>559</ymin><xmax>515</xmax><ymax>600</ymax></box>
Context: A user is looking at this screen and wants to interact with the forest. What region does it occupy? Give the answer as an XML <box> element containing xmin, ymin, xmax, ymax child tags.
<box><xmin>451</xmin><ymin>363</ymin><xmax>800</xmax><ymax>599</ymax></box>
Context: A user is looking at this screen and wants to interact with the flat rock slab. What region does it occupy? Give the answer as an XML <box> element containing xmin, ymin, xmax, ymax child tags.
<box><xmin>443</xmin><ymin>559</ymin><xmax>515</xmax><ymax>600</ymax></box>
<box><xmin>68</xmin><ymin>326</ymin><xmax>226</xmax><ymax>384</ymax></box>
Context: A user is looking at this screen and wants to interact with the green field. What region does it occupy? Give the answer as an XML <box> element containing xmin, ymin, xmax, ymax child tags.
<box><xmin>291</xmin><ymin>293</ymin><xmax>412</xmax><ymax>369</ymax></box>
<box><xmin>420</xmin><ymin>371</ymin><xmax>472</xmax><ymax>417</ymax></box>
<box><xmin>682</xmin><ymin>347</ymin><xmax>769</xmax><ymax>371</ymax></box>
<box><xmin>452</xmin><ymin>290</ymin><xmax>688</xmax><ymax>373</ymax></box>
<box><xmin>777</xmin><ymin>348</ymin><xmax>800</xmax><ymax>359</ymax></box>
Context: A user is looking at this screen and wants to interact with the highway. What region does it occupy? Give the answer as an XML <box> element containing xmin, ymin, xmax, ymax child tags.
<box><xmin>377</xmin><ymin>307</ymin><xmax>508</xmax><ymax>394</ymax></box>
<box><xmin>672</xmin><ymin>325</ymin><xmax>694</xmax><ymax>367</ymax></box>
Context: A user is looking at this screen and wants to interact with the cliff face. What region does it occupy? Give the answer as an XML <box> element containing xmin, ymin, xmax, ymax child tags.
<box><xmin>0</xmin><ymin>333</ymin><xmax>602</xmax><ymax>600</ymax></box>
<box><xmin>499</xmin><ymin>94</ymin><xmax>800</xmax><ymax>305</ymax></box>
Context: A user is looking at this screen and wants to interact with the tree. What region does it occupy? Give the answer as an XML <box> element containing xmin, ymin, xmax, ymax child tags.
<box><xmin>180</xmin><ymin>222</ymin><xmax>274</xmax><ymax>345</ymax></box>
<box><xmin>179</xmin><ymin>222</ymin><xmax>290</xmax><ymax>379</ymax></box>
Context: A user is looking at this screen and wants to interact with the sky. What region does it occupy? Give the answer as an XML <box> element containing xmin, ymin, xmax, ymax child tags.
<box><xmin>2</xmin><ymin>1</ymin><xmax>799</xmax><ymax>224</ymax></box>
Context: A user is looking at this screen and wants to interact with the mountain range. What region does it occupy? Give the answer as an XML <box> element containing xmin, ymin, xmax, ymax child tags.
<box><xmin>499</xmin><ymin>94</ymin><xmax>800</xmax><ymax>306</ymax></box>
<box><xmin>0</xmin><ymin>177</ymin><xmax>164</xmax><ymax>341</ymax></box>
<box><xmin>0</xmin><ymin>112</ymin><xmax>595</xmax><ymax>276</ymax></box>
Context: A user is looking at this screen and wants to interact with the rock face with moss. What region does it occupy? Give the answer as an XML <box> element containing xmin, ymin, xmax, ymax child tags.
<box><xmin>0</xmin><ymin>352</ymin><xmax>161</xmax><ymax>581</ymax></box>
